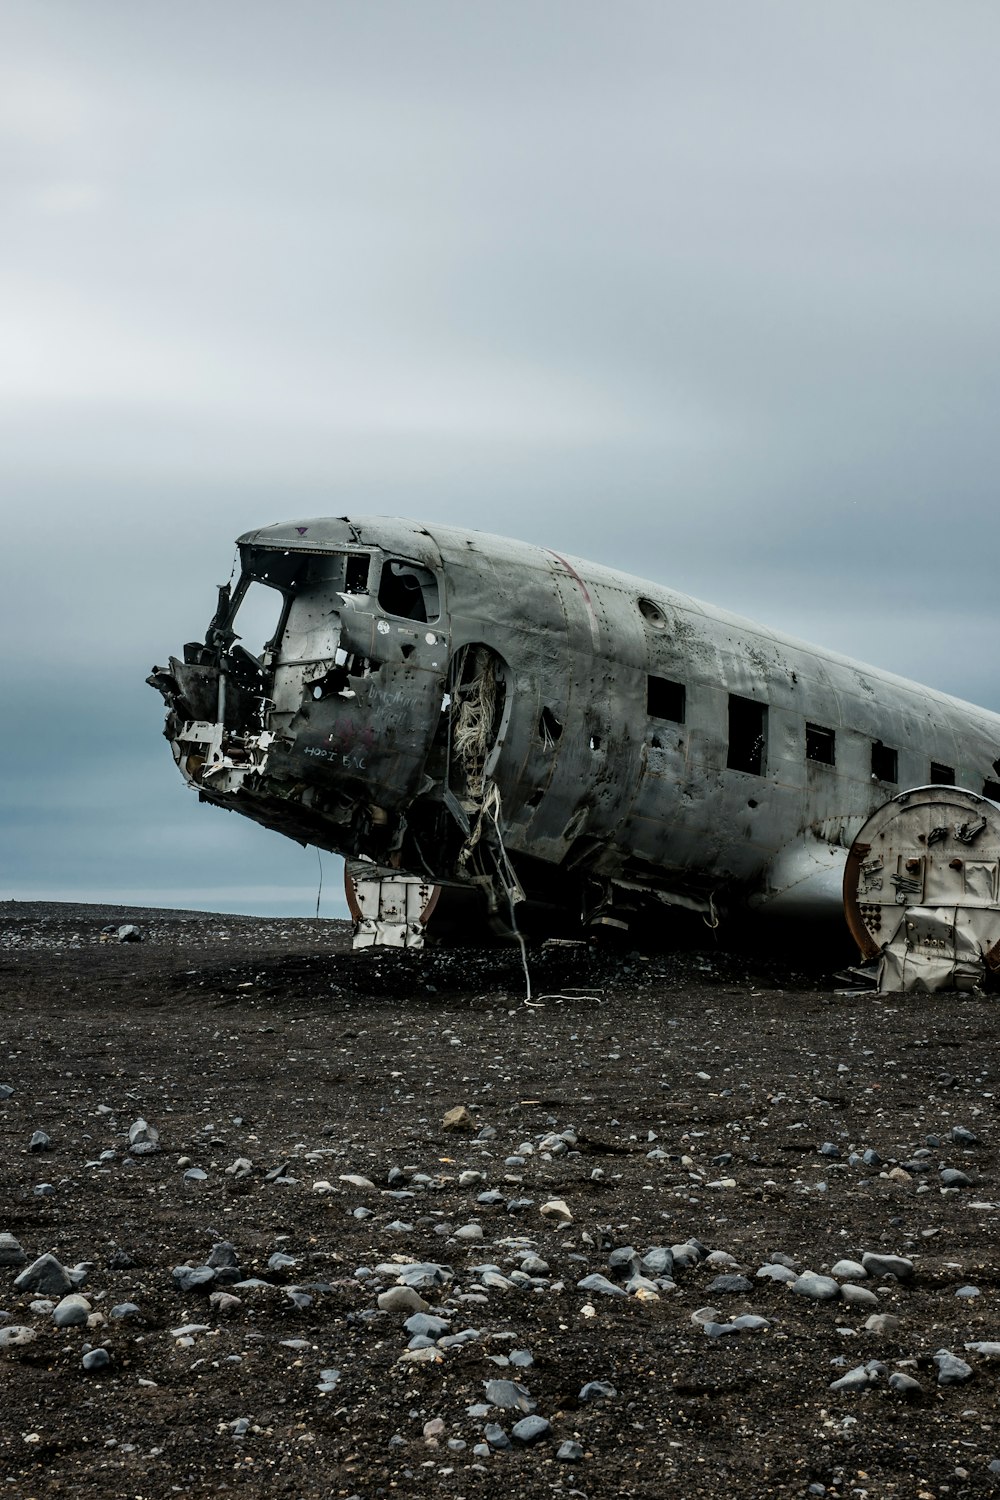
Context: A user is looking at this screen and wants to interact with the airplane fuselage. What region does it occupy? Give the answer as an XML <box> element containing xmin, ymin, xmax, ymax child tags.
<box><xmin>149</xmin><ymin>517</ymin><xmax>1000</xmax><ymax>940</ymax></box>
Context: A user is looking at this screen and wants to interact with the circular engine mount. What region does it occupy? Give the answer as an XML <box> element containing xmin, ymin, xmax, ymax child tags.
<box><xmin>844</xmin><ymin>786</ymin><xmax>1000</xmax><ymax>992</ymax></box>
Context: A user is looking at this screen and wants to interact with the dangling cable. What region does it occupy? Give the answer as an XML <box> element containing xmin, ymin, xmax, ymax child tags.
<box><xmin>315</xmin><ymin>848</ymin><xmax>324</xmax><ymax>920</ymax></box>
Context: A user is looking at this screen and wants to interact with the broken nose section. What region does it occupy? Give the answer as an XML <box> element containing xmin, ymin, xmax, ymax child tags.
<box><xmin>147</xmin><ymin>647</ymin><xmax>276</xmax><ymax>796</ymax></box>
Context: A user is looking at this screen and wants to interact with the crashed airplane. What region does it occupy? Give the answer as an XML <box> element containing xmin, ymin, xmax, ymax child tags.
<box><xmin>149</xmin><ymin>517</ymin><xmax>1000</xmax><ymax>983</ymax></box>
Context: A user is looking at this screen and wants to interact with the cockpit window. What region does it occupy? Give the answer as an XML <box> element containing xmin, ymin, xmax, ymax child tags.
<box><xmin>230</xmin><ymin>580</ymin><xmax>285</xmax><ymax>659</ymax></box>
<box><xmin>377</xmin><ymin>559</ymin><xmax>440</xmax><ymax>622</ymax></box>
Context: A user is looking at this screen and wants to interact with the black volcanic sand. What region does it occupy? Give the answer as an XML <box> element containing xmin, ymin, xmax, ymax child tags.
<box><xmin>1</xmin><ymin>902</ymin><xmax>999</xmax><ymax>1499</ymax></box>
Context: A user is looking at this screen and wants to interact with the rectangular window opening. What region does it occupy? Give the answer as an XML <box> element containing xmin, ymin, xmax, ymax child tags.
<box><xmin>930</xmin><ymin>762</ymin><xmax>955</xmax><ymax>786</ymax></box>
<box><xmin>806</xmin><ymin>723</ymin><xmax>836</xmax><ymax>766</ymax></box>
<box><xmin>727</xmin><ymin>695</ymin><xmax>767</xmax><ymax>776</ymax></box>
<box><xmin>871</xmin><ymin>741</ymin><xmax>898</xmax><ymax>783</ymax></box>
<box><xmin>983</xmin><ymin>780</ymin><xmax>1000</xmax><ymax>802</ymax></box>
<box><xmin>647</xmin><ymin>676</ymin><xmax>685</xmax><ymax>723</ymax></box>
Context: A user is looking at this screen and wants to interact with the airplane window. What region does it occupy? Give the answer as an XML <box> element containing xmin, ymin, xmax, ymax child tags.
<box><xmin>983</xmin><ymin>780</ymin><xmax>1000</xmax><ymax>802</ymax></box>
<box><xmin>727</xmin><ymin>695</ymin><xmax>767</xmax><ymax>776</ymax></box>
<box><xmin>647</xmin><ymin>676</ymin><xmax>685</xmax><ymax>723</ymax></box>
<box><xmin>871</xmin><ymin>741</ymin><xmax>898</xmax><ymax>783</ymax></box>
<box><xmin>931</xmin><ymin>762</ymin><xmax>955</xmax><ymax>786</ymax></box>
<box><xmin>229</xmin><ymin>580</ymin><xmax>284</xmax><ymax>659</ymax></box>
<box><xmin>343</xmin><ymin>555</ymin><xmax>370</xmax><ymax>593</ymax></box>
<box><xmin>806</xmin><ymin>723</ymin><xmax>836</xmax><ymax>766</ymax></box>
<box><xmin>377</xmin><ymin>559</ymin><xmax>440</xmax><ymax>622</ymax></box>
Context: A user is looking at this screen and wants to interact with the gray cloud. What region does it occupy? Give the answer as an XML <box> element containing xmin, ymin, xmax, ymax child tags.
<box><xmin>3</xmin><ymin>0</ymin><xmax>1000</xmax><ymax>913</ymax></box>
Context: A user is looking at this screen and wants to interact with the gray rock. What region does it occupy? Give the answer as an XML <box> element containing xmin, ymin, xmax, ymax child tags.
<box><xmin>707</xmin><ymin>1274</ymin><xmax>753</xmax><ymax>1294</ymax></box>
<box><xmin>183</xmin><ymin>1168</ymin><xmax>208</xmax><ymax>1182</ymax></box>
<box><xmin>512</xmin><ymin>1415</ymin><xmax>551</xmax><ymax>1444</ymax></box>
<box><xmin>484</xmin><ymin>1423</ymin><xmax>511</xmax><ymax>1449</ymax></box>
<box><xmin>128</xmin><ymin>1118</ymin><xmax>159</xmax><ymax>1155</ymax></box>
<box><xmin>82</xmin><ymin>1348</ymin><xmax>110</xmax><ymax>1372</ymax></box>
<box><xmin>404</xmin><ymin>1313</ymin><xmax>450</xmax><ymax>1339</ymax></box>
<box><xmin>966</xmin><ymin>1342</ymin><xmax>1000</xmax><ymax>1358</ymax></box>
<box><xmin>0</xmin><ymin>1233</ymin><xmax>26</xmax><ymax>1267</ymax></box>
<box><xmin>757</xmin><ymin>1263</ymin><xmax>796</xmax><ymax>1283</ymax></box>
<box><xmin>767</xmin><ymin>1252</ymin><xmax>800</xmax><ymax>1270</ymax></box>
<box><xmin>519</xmin><ymin>1254</ymin><xmax>549</xmax><ymax>1276</ymax></box>
<box><xmin>378</xmin><ymin>1286</ymin><xmax>429</xmax><ymax>1315</ymax></box>
<box><xmin>14</xmin><ymin>1253</ymin><xmax>74</xmax><ymax>1295</ymax></box>
<box><xmin>579</xmin><ymin>1380</ymin><xmax>617</xmax><ymax>1400</ymax></box>
<box><xmin>955</xmin><ymin>1285</ymin><xmax>981</xmax><ymax>1299</ymax></box>
<box><xmin>791</xmin><ymin>1272</ymin><xmax>840</xmax><ymax>1301</ymax></box>
<box><xmin>0</xmin><ymin>1084</ymin><xmax>13</xmax><ymax>1100</ymax></box>
<box><xmin>267</xmin><ymin>1252</ymin><xmax>298</xmax><ymax>1272</ymax></box>
<box><xmin>52</xmin><ymin>1294</ymin><xmax>91</xmax><ymax>1328</ymax></box>
<box><xmin>831</xmin><ymin>1260</ymin><xmax>868</xmax><ymax>1280</ymax></box>
<box><xmin>933</xmin><ymin>1349</ymin><xmax>973</xmax><ymax>1385</ymax></box>
<box><xmin>0</xmin><ymin>1325</ymin><xmax>36</xmax><ymax>1349</ymax></box>
<box><xmin>829</xmin><ymin>1364</ymin><xmax>873</xmax><ymax>1392</ymax></box>
<box><xmin>509</xmin><ymin>1349</ymin><xmax>533</xmax><ymax>1367</ymax></box>
<box><xmin>28</xmin><ymin>1131</ymin><xmax>51</xmax><ymax>1153</ymax></box>
<box><xmin>392</xmin><ymin>1262</ymin><xmax>452</xmax><ymax>1290</ymax></box>
<box><xmin>33</xmin><ymin>1184</ymin><xmax>55</xmax><ymax>1198</ymax></box>
<box><xmin>484</xmin><ymin>1379</ymin><xmax>536</xmax><ymax>1412</ymax></box>
<box><xmin>951</xmin><ymin>1126</ymin><xmax>979</xmax><ymax>1145</ymax></box>
<box><xmin>641</xmin><ymin>1248</ymin><xmax>674</xmax><ymax>1277</ymax></box>
<box><xmin>888</xmin><ymin>1371</ymin><xmax>923</xmax><ymax>1397</ymax></box>
<box><xmin>558</xmin><ymin>1440</ymin><xmax>584</xmax><ymax>1461</ymax></box>
<box><xmin>861</xmin><ymin>1252</ymin><xmax>914</xmax><ymax>1281</ymax></box>
<box><xmin>576</xmin><ymin>1273</ymin><xmax>626</xmax><ymax>1298</ymax></box>
<box><xmin>941</xmin><ymin>1168</ymin><xmax>972</xmax><ymax>1188</ymax></box>
<box><xmin>841</xmin><ymin>1284</ymin><xmax>879</xmax><ymax>1308</ymax></box>
<box><xmin>864</xmin><ymin>1313</ymin><xmax>901</xmax><ymax>1335</ymax></box>
<box><xmin>171</xmin><ymin>1266</ymin><xmax>216</xmax><ymax>1292</ymax></box>
<box><xmin>608</xmin><ymin>1246</ymin><xmax>639</xmax><ymax>1277</ymax></box>
<box><xmin>110</xmin><ymin>1303</ymin><xmax>141</xmax><ymax>1319</ymax></box>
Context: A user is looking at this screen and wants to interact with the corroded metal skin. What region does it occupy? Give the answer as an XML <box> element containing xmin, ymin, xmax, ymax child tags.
<box><xmin>149</xmin><ymin>516</ymin><xmax>1000</xmax><ymax>940</ymax></box>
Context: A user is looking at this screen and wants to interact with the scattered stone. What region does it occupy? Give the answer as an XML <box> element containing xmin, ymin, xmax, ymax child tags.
<box><xmin>404</xmin><ymin>1313</ymin><xmax>450</xmax><ymax>1338</ymax></box>
<box><xmin>52</xmin><ymin>1294</ymin><xmax>91</xmax><ymax>1328</ymax></box>
<box><xmin>579</xmin><ymin>1380</ymin><xmax>617</xmax><ymax>1401</ymax></box>
<box><xmin>28</xmin><ymin>1131</ymin><xmax>51</xmax><ymax>1153</ymax></box>
<box><xmin>82</xmin><ymin>1348</ymin><xmax>110</xmax><ymax>1372</ymax></box>
<box><xmin>707</xmin><ymin>1273</ymin><xmax>753</xmax><ymax>1294</ymax></box>
<box><xmin>966</xmin><ymin>1342</ymin><xmax>1000</xmax><ymax>1358</ymax></box>
<box><xmin>511</xmin><ymin>1415</ymin><xmax>551</xmax><ymax>1444</ymax></box>
<box><xmin>577</xmin><ymin>1273</ymin><xmax>626</xmax><ymax>1298</ymax></box>
<box><xmin>955</xmin><ymin>1285</ymin><xmax>981</xmax><ymax>1299</ymax></box>
<box><xmin>941</xmin><ymin>1168</ymin><xmax>972</xmax><ymax>1188</ymax></box>
<box><xmin>841</xmin><ymin>1284</ymin><xmax>878</xmax><ymax>1308</ymax></box>
<box><xmin>888</xmin><ymin>1371</ymin><xmax>924</xmax><ymax>1397</ymax></box>
<box><xmin>484</xmin><ymin>1379</ymin><xmax>535</xmax><ymax>1412</ymax></box>
<box><xmin>110</xmin><ymin>1303</ymin><xmax>141</xmax><ymax>1320</ymax></box>
<box><xmin>757</xmin><ymin>1262</ymin><xmax>796</xmax><ymax>1283</ymax></box>
<box><xmin>831</xmin><ymin>1260</ymin><xmax>868</xmax><ymax>1280</ymax></box>
<box><xmin>864</xmin><ymin>1314</ymin><xmax>901</xmax><ymax>1335</ymax></box>
<box><xmin>0</xmin><ymin>1325</ymin><xmax>36</xmax><ymax>1349</ymax></box>
<box><xmin>540</xmin><ymin>1199</ymin><xmax>573</xmax><ymax>1224</ymax></box>
<box><xmin>0</xmin><ymin>1233</ymin><xmax>26</xmax><ymax>1267</ymax></box>
<box><xmin>934</xmin><ymin>1349</ymin><xmax>973</xmax><ymax>1385</ymax></box>
<box><xmin>128</xmin><ymin>1118</ymin><xmax>159</xmax><ymax>1156</ymax></box>
<box><xmin>171</xmin><ymin>1266</ymin><xmax>215</xmax><ymax>1292</ymax></box>
<box><xmin>378</xmin><ymin>1286</ymin><xmax>429</xmax><ymax>1314</ymax></box>
<box><xmin>14</xmin><ymin>1253</ymin><xmax>74</xmax><ymax>1295</ymax></box>
<box><xmin>484</xmin><ymin>1422</ymin><xmax>511</xmax><ymax>1449</ymax></box>
<box><xmin>861</xmin><ymin>1252</ymin><xmax>914</xmax><ymax>1281</ymax></box>
<box><xmin>791</xmin><ymin>1272</ymin><xmax>840</xmax><ymax>1301</ymax></box>
<box><xmin>442</xmin><ymin>1106</ymin><xmax>474</xmax><ymax>1132</ymax></box>
<box><xmin>558</xmin><ymin>1440</ymin><xmax>584</xmax><ymax>1461</ymax></box>
<box><xmin>339</xmin><ymin>1174</ymin><xmax>376</xmax><ymax>1190</ymax></box>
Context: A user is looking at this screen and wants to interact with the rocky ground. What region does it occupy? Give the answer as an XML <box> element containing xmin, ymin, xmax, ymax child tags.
<box><xmin>1</xmin><ymin>901</ymin><xmax>999</xmax><ymax>1500</ymax></box>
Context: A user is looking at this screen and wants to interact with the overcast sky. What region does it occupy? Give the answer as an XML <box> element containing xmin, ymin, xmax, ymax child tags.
<box><xmin>3</xmin><ymin>1</ymin><xmax>999</xmax><ymax>916</ymax></box>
